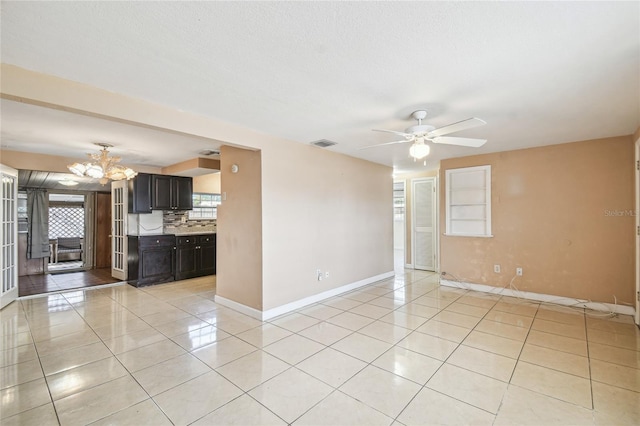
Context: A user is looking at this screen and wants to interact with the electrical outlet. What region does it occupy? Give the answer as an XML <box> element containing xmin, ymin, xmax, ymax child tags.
<box><xmin>325</xmin><ymin>271</ymin><xmax>329</xmax><ymax>279</ymax></box>
<box><xmin>494</xmin><ymin>264</ymin><xmax>501</xmax><ymax>273</ymax></box>
<box><xmin>316</xmin><ymin>269</ymin><xmax>322</xmax><ymax>281</ymax></box>
<box><xmin>516</xmin><ymin>267</ymin><xmax>523</xmax><ymax>276</ymax></box>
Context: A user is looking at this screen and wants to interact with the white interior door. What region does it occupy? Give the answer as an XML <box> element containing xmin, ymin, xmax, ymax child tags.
<box><xmin>635</xmin><ymin>138</ymin><xmax>639</xmax><ymax>326</ymax></box>
<box><xmin>412</xmin><ymin>177</ymin><xmax>436</xmax><ymax>271</ymax></box>
<box><xmin>111</xmin><ymin>181</ymin><xmax>128</xmax><ymax>280</ymax></box>
<box><xmin>1</xmin><ymin>164</ymin><xmax>19</xmax><ymax>309</ymax></box>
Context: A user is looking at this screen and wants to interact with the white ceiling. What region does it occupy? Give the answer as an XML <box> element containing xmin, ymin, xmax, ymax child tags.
<box><xmin>1</xmin><ymin>2</ymin><xmax>638</xmax><ymax>173</ymax></box>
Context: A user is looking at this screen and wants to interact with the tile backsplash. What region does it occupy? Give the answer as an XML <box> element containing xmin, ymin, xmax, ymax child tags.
<box><xmin>163</xmin><ymin>211</ymin><xmax>217</xmax><ymax>234</ymax></box>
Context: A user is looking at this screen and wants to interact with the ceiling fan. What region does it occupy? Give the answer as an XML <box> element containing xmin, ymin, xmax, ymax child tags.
<box><xmin>364</xmin><ymin>110</ymin><xmax>487</xmax><ymax>161</ymax></box>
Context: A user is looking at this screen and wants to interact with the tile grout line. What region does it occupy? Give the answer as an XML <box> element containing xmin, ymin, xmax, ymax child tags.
<box><xmin>19</xmin><ymin>299</ymin><xmax>64</xmax><ymax>426</ymax></box>
<box><xmin>392</xmin><ymin>285</ymin><xmax>505</xmax><ymax>423</ymax></box>
<box><xmin>584</xmin><ymin>309</ymin><xmax>596</xmax><ymax>413</ymax></box>
<box><xmin>285</xmin><ymin>272</ymin><xmax>442</xmax><ymax>424</ymax></box>
<box><xmin>61</xmin><ymin>287</ymin><xmax>171</xmax><ymax>426</ymax></box>
<box><xmin>216</xmin><ymin>272</ymin><xmax>440</xmax><ymax>424</ymax></box>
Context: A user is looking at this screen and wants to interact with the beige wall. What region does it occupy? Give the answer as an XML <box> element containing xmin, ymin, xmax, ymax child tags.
<box><xmin>217</xmin><ymin>141</ymin><xmax>393</xmax><ymax>312</ymax></box>
<box><xmin>394</xmin><ymin>169</ymin><xmax>439</xmax><ymax>266</ymax></box>
<box><xmin>260</xmin><ymin>142</ymin><xmax>393</xmax><ymax>310</ymax></box>
<box><xmin>439</xmin><ymin>136</ymin><xmax>635</xmax><ymax>304</ymax></box>
<box><xmin>1</xmin><ymin>64</ymin><xmax>394</xmax><ymax>314</ymax></box>
<box><xmin>193</xmin><ymin>173</ymin><xmax>221</xmax><ymax>193</ymax></box>
<box><xmin>217</xmin><ymin>146</ymin><xmax>263</xmax><ymax>310</ymax></box>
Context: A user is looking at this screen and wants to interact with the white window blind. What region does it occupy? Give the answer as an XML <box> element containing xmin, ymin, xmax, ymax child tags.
<box><xmin>445</xmin><ymin>165</ymin><xmax>492</xmax><ymax>237</ymax></box>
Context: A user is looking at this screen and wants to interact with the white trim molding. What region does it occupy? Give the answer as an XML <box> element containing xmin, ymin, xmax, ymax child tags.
<box><xmin>213</xmin><ymin>295</ymin><xmax>264</xmax><ymax>320</ymax></box>
<box><xmin>440</xmin><ymin>279</ymin><xmax>635</xmax><ymax>317</ymax></box>
<box><xmin>215</xmin><ymin>271</ymin><xmax>395</xmax><ymax>321</ymax></box>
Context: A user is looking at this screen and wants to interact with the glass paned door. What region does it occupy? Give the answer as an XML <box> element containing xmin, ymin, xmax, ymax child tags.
<box><xmin>1</xmin><ymin>165</ymin><xmax>19</xmax><ymax>309</ymax></box>
<box><xmin>111</xmin><ymin>181</ymin><xmax>127</xmax><ymax>280</ymax></box>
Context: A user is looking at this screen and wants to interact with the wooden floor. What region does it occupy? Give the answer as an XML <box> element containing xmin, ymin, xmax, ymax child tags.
<box><xmin>18</xmin><ymin>268</ymin><xmax>120</xmax><ymax>297</ymax></box>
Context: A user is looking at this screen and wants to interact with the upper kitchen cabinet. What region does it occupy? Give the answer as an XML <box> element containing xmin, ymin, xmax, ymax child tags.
<box><xmin>128</xmin><ymin>173</ymin><xmax>152</xmax><ymax>214</ymax></box>
<box><xmin>152</xmin><ymin>175</ymin><xmax>193</xmax><ymax>210</ymax></box>
<box><xmin>128</xmin><ymin>173</ymin><xmax>193</xmax><ymax>212</ymax></box>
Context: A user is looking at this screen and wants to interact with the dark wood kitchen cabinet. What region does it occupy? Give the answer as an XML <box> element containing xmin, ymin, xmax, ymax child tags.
<box><xmin>197</xmin><ymin>234</ymin><xmax>216</xmax><ymax>276</ymax></box>
<box><xmin>128</xmin><ymin>173</ymin><xmax>192</xmax><ymax>213</ymax></box>
<box><xmin>175</xmin><ymin>234</ymin><xmax>216</xmax><ymax>280</ymax></box>
<box><xmin>128</xmin><ymin>173</ymin><xmax>152</xmax><ymax>214</ymax></box>
<box><xmin>128</xmin><ymin>235</ymin><xmax>176</xmax><ymax>287</ymax></box>
<box><xmin>152</xmin><ymin>175</ymin><xmax>193</xmax><ymax>210</ymax></box>
<box><xmin>175</xmin><ymin>236</ymin><xmax>197</xmax><ymax>280</ymax></box>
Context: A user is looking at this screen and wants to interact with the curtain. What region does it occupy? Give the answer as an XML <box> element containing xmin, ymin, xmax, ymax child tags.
<box><xmin>27</xmin><ymin>189</ymin><xmax>49</xmax><ymax>259</ymax></box>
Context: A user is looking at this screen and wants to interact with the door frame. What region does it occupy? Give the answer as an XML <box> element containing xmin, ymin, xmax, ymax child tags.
<box><xmin>635</xmin><ymin>136</ymin><xmax>639</xmax><ymax>326</ymax></box>
<box><xmin>411</xmin><ymin>176</ymin><xmax>438</xmax><ymax>271</ymax></box>
<box><xmin>1</xmin><ymin>164</ymin><xmax>19</xmax><ymax>309</ymax></box>
<box><xmin>392</xmin><ymin>180</ymin><xmax>407</xmax><ymax>268</ymax></box>
<box><xmin>47</xmin><ymin>190</ymin><xmax>95</xmax><ymax>273</ymax></box>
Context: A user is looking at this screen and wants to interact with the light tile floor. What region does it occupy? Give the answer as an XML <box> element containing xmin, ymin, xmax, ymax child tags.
<box><xmin>1</xmin><ymin>271</ymin><xmax>639</xmax><ymax>425</ymax></box>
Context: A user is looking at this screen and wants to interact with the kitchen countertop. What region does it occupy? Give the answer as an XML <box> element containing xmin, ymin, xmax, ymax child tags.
<box><xmin>128</xmin><ymin>231</ymin><xmax>216</xmax><ymax>237</ymax></box>
<box><xmin>172</xmin><ymin>231</ymin><xmax>216</xmax><ymax>236</ymax></box>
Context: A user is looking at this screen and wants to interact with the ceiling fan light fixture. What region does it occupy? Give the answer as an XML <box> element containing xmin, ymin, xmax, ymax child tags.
<box><xmin>409</xmin><ymin>142</ymin><xmax>430</xmax><ymax>160</ymax></box>
<box><xmin>367</xmin><ymin>110</ymin><xmax>487</xmax><ymax>163</ymax></box>
<box><xmin>67</xmin><ymin>143</ymin><xmax>137</xmax><ymax>185</ymax></box>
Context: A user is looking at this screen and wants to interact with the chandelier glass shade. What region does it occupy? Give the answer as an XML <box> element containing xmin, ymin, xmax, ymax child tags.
<box><xmin>409</xmin><ymin>140</ymin><xmax>430</xmax><ymax>160</ymax></box>
<box><xmin>68</xmin><ymin>143</ymin><xmax>137</xmax><ymax>185</ymax></box>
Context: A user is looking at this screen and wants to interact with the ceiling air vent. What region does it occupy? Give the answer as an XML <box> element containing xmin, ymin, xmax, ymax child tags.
<box><xmin>310</xmin><ymin>139</ymin><xmax>338</xmax><ymax>148</ymax></box>
<box><xmin>199</xmin><ymin>149</ymin><xmax>220</xmax><ymax>156</ymax></box>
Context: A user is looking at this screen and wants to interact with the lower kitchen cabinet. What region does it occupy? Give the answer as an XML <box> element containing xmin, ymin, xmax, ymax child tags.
<box><xmin>175</xmin><ymin>236</ymin><xmax>197</xmax><ymax>280</ymax></box>
<box><xmin>175</xmin><ymin>234</ymin><xmax>216</xmax><ymax>280</ymax></box>
<box><xmin>128</xmin><ymin>235</ymin><xmax>175</xmax><ymax>287</ymax></box>
<box><xmin>128</xmin><ymin>233</ymin><xmax>216</xmax><ymax>287</ymax></box>
<box><xmin>197</xmin><ymin>234</ymin><xmax>216</xmax><ymax>276</ymax></box>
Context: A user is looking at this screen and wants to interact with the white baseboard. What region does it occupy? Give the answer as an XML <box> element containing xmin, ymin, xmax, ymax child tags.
<box><xmin>215</xmin><ymin>271</ymin><xmax>395</xmax><ymax>321</ymax></box>
<box><xmin>440</xmin><ymin>279</ymin><xmax>636</xmax><ymax>317</ymax></box>
<box><xmin>214</xmin><ymin>295</ymin><xmax>264</xmax><ymax>320</ymax></box>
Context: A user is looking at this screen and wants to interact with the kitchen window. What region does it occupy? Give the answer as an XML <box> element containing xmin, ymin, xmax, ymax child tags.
<box><xmin>188</xmin><ymin>193</ymin><xmax>221</xmax><ymax>219</ymax></box>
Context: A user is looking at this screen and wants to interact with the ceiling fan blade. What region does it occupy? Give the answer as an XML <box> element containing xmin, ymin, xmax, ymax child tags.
<box><xmin>358</xmin><ymin>140</ymin><xmax>412</xmax><ymax>150</ymax></box>
<box><xmin>432</xmin><ymin>136</ymin><xmax>487</xmax><ymax>147</ymax></box>
<box><xmin>428</xmin><ymin>117</ymin><xmax>486</xmax><ymax>137</ymax></box>
<box><xmin>372</xmin><ymin>128</ymin><xmax>414</xmax><ymax>139</ymax></box>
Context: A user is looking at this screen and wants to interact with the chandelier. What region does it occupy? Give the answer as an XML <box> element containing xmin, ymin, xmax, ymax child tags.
<box><xmin>68</xmin><ymin>143</ymin><xmax>137</xmax><ymax>185</ymax></box>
